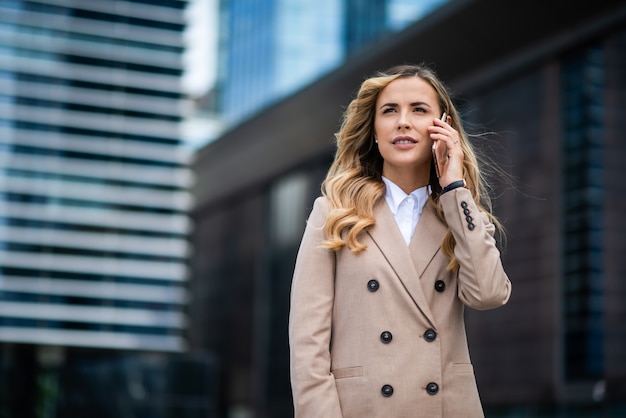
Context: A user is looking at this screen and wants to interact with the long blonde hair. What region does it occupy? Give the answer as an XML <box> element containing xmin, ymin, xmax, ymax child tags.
<box><xmin>321</xmin><ymin>64</ymin><xmax>502</xmax><ymax>270</ymax></box>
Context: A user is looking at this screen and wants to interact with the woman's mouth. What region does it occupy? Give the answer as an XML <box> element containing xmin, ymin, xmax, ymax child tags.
<box><xmin>392</xmin><ymin>136</ymin><xmax>417</xmax><ymax>145</ymax></box>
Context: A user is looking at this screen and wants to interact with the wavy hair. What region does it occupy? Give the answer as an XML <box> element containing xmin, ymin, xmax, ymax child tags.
<box><xmin>320</xmin><ymin>64</ymin><xmax>503</xmax><ymax>270</ymax></box>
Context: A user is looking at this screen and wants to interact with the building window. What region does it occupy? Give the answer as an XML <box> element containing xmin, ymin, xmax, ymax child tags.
<box><xmin>561</xmin><ymin>44</ymin><xmax>604</xmax><ymax>381</ymax></box>
<box><xmin>269</xmin><ymin>172</ymin><xmax>309</xmax><ymax>250</ymax></box>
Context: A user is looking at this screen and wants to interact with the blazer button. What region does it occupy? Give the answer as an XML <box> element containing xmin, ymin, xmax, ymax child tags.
<box><xmin>434</xmin><ymin>280</ymin><xmax>446</xmax><ymax>292</ymax></box>
<box><xmin>460</xmin><ymin>201</ymin><xmax>468</xmax><ymax>209</ymax></box>
<box><xmin>463</xmin><ymin>208</ymin><xmax>471</xmax><ymax>216</ymax></box>
<box><xmin>380</xmin><ymin>331</ymin><xmax>392</xmax><ymax>344</ymax></box>
<box><xmin>467</xmin><ymin>223</ymin><xmax>475</xmax><ymax>231</ymax></box>
<box><xmin>381</xmin><ymin>384</ymin><xmax>394</xmax><ymax>397</ymax></box>
<box><xmin>367</xmin><ymin>279</ymin><xmax>379</xmax><ymax>292</ymax></box>
<box><xmin>424</xmin><ymin>329</ymin><xmax>437</xmax><ymax>342</ymax></box>
<box><xmin>426</xmin><ymin>382</ymin><xmax>439</xmax><ymax>395</ymax></box>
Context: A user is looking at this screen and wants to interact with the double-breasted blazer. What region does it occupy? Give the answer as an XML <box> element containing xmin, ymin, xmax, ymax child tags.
<box><xmin>289</xmin><ymin>187</ymin><xmax>512</xmax><ymax>418</ymax></box>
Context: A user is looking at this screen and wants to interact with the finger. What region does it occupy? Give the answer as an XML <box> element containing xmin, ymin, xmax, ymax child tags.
<box><xmin>431</xmin><ymin>120</ymin><xmax>446</xmax><ymax>130</ymax></box>
<box><xmin>429</xmin><ymin>132</ymin><xmax>455</xmax><ymax>146</ymax></box>
<box><xmin>434</xmin><ymin>115</ymin><xmax>450</xmax><ymax>127</ymax></box>
<box><xmin>430</xmin><ymin>128</ymin><xmax>460</xmax><ymax>146</ymax></box>
<box><xmin>428</xmin><ymin>124</ymin><xmax>453</xmax><ymax>138</ymax></box>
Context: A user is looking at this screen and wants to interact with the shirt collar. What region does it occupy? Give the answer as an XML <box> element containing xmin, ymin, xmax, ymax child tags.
<box><xmin>381</xmin><ymin>176</ymin><xmax>430</xmax><ymax>215</ymax></box>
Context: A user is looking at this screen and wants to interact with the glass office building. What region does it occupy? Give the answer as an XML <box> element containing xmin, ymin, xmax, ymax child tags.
<box><xmin>0</xmin><ymin>1</ymin><xmax>217</xmax><ymax>415</ymax></box>
<box><xmin>217</xmin><ymin>0</ymin><xmax>448</xmax><ymax>125</ymax></box>
<box><xmin>0</xmin><ymin>0</ymin><xmax>191</xmax><ymax>352</ymax></box>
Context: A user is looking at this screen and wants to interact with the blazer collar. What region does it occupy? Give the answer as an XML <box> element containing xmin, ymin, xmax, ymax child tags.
<box><xmin>367</xmin><ymin>198</ymin><xmax>446</xmax><ymax>328</ymax></box>
<box><xmin>409</xmin><ymin>199</ymin><xmax>447</xmax><ymax>277</ymax></box>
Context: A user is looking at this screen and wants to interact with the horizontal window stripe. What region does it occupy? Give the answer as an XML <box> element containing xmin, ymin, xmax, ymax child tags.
<box><xmin>0</xmin><ymin>127</ymin><xmax>190</xmax><ymax>165</ymax></box>
<box><xmin>0</xmin><ymin>276</ymin><xmax>187</xmax><ymax>304</ymax></box>
<box><xmin>0</xmin><ymin>79</ymin><xmax>183</xmax><ymax>118</ymax></box>
<box><xmin>1</xmin><ymin>266</ymin><xmax>182</xmax><ymax>287</ymax></box>
<box><xmin>128</xmin><ymin>0</ymin><xmax>187</xmax><ymax>10</ymax></box>
<box><xmin>1</xmin><ymin>291</ymin><xmax>173</xmax><ymax>311</ymax></box>
<box><xmin>3</xmin><ymin>192</ymin><xmax>185</xmax><ymax>215</ymax></box>
<box><xmin>0</xmin><ymin>301</ymin><xmax>186</xmax><ymax>328</ymax></box>
<box><xmin>0</xmin><ymin>54</ymin><xmax>181</xmax><ymax>92</ymax></box>
<box><xmin>0</xmin><ymin>225</ymin><xmax>190</xmax><ymax>258</ymax></box>
<box><xmin>1</xmin><ymin>10</ymin><xmax>184</xmax><ymax>48</ymax></box>
<box><xmin>10</xmin><ymin>120</ymin><xmax>181</xmax><ymax>147</ymax></box>
<box><xmin>0</xmin><ymin>327</ymin><xmax>185</xmax><ymax>351</ymax></box>
<box><xmin>0</xmin><ymin>154</ymin><xmax>192</xmax><ymax>188</ymax></box>
<box><xmin>6</xmin><ymin>71</ymin><xmax>180</xmax><ymax>99</ymax></box>
<box><xmin>4</xmin><ymin>217</ymin><xmax>185</xmax><ymax>239</ymax></box>
<box><xmin>4</xmin><ymin>168</ymin><xmax>183</xmax><ymax>194</ymax></box>
<box><xmin>0</xmin><ymin>317</ymin><xmax>177</xmax><ymax>336</ymax></box>
<box><xmin>0</xmin><ymin>316</ymin><xmax>185</xmax><ymax>338</ymax></box>
<box><xmin>2</xmin><ymin>242</ymin><xmax>185</xmax><ymax>263</ymax></box>
<box><xmin>1</xmin><ymin>103</ymin><xmax>180</xmax><ymax>140</ymax></box>
<box><xmin>0</xmin><ymin>202</ymin><xmax>191</xmax><ymax>234</ymax></box>
<box><xmin>0</xmin><ymin>174</ymin><xmax>192</xmax><ymax>211</ymax></box>
<box><xmin>7</xmin><ymin>95</ymin><xmax>180</xmax><ymax>123</ymax></box>
<box><xmin>4</xmin><ymin>144</ymin><xmax>181</xmax><ymax>170</ymax></box>
<box><xmin>0</xmin><ymin>28</ymin><xmax>183</xmax><ymax>69</ymax></box>
<box><xmin>29</xmin><ymin>0</ymin><xmax>186</xmax><ymax>25</ymax></box>
<box><xmin>0</xmin><ymin>251</ymin><xmax>187</xmax><ymax>281</ymax></box>
<box><xmin>2</xmin><ymin>46</ymin><xmax>180</xmax><ymax>76</ymax></box>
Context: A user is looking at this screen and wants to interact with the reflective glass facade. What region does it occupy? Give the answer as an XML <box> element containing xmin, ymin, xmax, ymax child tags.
<box><xmin>0</xmin><ymin>0</ymin><xmax>191</xmax><ymax>352</ymax></box>
<box><xmin>218</xmin><ymin>0</ymin><xmax>448</xmax><ymax>124</ymax></box>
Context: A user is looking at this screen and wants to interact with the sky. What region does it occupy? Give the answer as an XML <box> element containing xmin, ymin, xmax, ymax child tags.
<box><xmin>182</xmin><ymin>0</ymin><xmax>218</xmax><ymax>98</ymax></box>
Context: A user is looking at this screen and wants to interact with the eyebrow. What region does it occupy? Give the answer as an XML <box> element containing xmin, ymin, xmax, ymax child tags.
<box><xmin>379</xmin><ymin>101</ymin><xmax>432</xmax><ymax>109</ymax></box>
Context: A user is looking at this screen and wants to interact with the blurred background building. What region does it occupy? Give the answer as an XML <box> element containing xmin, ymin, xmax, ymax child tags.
<box><xmin>2</xmin><ymin>0</ymin><xmax>626</xmax><ymax>417</ymax></box>
<box><xmin>215</xmin><ymin>0</ymin><xmax>447</xmax><ymax>126</ymax></box>
<box><xmin>184</xmin><ymin>0</ymin><xmax>448</xmax><ymax>146</ymax></box>
<box><xmin>0</xmin><ymin>0</ymin><xmax>214</xmax><ymax>416</ymax></box>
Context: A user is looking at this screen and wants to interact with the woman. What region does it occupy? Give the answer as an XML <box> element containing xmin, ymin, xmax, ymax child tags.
<box><xmin>289</xmin><ymin>64</ymin><xmax>511</xmax><ymax>418</ymax></box>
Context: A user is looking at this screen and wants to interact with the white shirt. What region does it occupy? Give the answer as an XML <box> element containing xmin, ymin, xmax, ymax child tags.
<box><xmin>381</xmin><ymin>176</ymin><xmax>430</xmax><ymax>246</ymax></box>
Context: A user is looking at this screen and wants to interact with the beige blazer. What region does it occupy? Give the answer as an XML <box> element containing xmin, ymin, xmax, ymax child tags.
<box><xmin>289</xmin><ymin>187</ymin><xmax>512</xmax><ymax>418</ymax></box>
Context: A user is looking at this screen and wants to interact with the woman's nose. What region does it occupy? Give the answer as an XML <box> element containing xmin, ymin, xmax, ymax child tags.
<box><xmin>397</xmin><ymin>119</ymin><xmax>410</xmax><ymax>129</ymax></box>
<box><xmin>397</xmin><ymin>111</ymin><xmax>411</xmax><ymax>129</ymax></box>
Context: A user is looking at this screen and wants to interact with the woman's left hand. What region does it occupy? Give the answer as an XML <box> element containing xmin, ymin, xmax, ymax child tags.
<box><xmin>429</xmin><ymin>115</ymin><xmax>465</xmax><ymax>188</ymax></box>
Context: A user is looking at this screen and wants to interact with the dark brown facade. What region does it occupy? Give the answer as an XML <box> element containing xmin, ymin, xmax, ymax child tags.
<box><xmin>190</xmin><ymin>1</ymin><xmax>626</xmax><ymax>416</ymax></box>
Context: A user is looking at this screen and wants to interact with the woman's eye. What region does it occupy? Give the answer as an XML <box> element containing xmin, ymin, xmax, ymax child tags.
<box><xmin>413</xmin><ymin>107</ymin><xmax>426</xmax><ymax>113</ymax></box>
<box><xmin>382</xmin><ymin>108</ymin><xmax>395</xmax><ymax>113</ymax></box>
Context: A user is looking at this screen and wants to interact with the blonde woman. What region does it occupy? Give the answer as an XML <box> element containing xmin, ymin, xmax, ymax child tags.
<box><xmin>289</xmin><ymin>64</ymin><xmax>512</xmax><ymax>418</ymax></box>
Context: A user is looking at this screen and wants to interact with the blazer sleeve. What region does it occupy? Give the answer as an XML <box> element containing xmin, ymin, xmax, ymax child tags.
<box><xmin>289</xmin><ymin>197</ymin><xmax>343</xmax><ymax>417</ymax></box>
<box><xmin>440</xmin><ymin>187</ymin><xmax>512</xmax><ymax>310</ymax></box>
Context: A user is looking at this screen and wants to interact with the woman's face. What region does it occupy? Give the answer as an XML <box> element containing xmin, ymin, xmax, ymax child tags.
<box><xmin>374</xmin><ymin>76</ymin><xmax>441</xmax><ymax>181</ymax></box>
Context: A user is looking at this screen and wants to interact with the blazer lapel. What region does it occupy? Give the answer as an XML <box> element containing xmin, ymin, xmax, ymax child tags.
<box><xmin>409</xmin><ymin>200</ymin><xmax>447</xmax><ymax>278</ymax></box>
<box><xmin>367</xmin><ymin>198</ymin><xmax>437</xmax><ymax>328</ymax></box>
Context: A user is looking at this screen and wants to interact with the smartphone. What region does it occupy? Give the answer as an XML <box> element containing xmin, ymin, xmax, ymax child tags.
<box><xmin>432</xmin><ymin>112</ymin><xmax>446</xmax><ymax>178</ymax></box>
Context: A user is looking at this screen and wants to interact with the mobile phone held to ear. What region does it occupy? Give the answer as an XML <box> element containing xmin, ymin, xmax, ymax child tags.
<box><xmin>432</xmin><ymin>112</ymin><xmax>446</xmax><ymax>178</ymax></box>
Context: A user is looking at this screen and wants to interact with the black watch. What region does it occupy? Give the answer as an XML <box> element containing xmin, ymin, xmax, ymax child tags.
<box><xmin>441</xmin><ymin>179</ymin><xmax>466</xmax><ymax>194</ymax></box>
